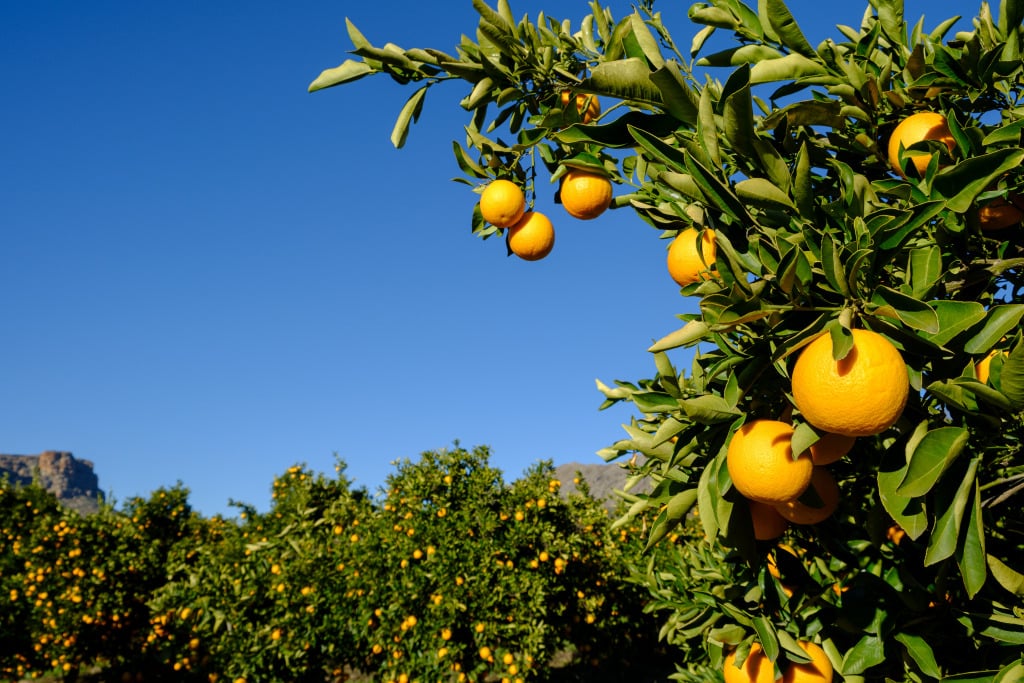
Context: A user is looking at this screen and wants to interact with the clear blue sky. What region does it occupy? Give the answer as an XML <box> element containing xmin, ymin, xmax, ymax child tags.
<box><xmin>2</xmin><ymin>0</ymin><xmax>969</xmax><ymax>517</ymax></box>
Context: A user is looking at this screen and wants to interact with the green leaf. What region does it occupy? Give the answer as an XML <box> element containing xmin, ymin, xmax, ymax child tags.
<box><xmin>987</xmin><ymin>554</ymin><xmax>1024</xmax><ymax>597</ymax></box>
<box><xmin>995</xmin><ymin>661</ymin><xmax>1024</xmax><ymax>683</ymax></box>
<box><xmin>629</xmin><ymin>12</ymin><xmax>666</xmax><ymax>69</ymax></box>
<box><xmin>750</xmin><ymin>53</ymin><xmax>828</xmax><ymax>83</ymax></box>
<box><xmin>841</xmin><ymin>633</ymin><xmax>886</xmax><ymax>675</ymax></box>
<box><xmin>894</xmin><ymin>633</ymin><xmax>941</xmax><ymax>680</ymax></box>
<box><xmin>587</xmin><ymin>58</ymin><xmax>662</xmax><ymax>105</ymax></box>
<box><xmin>649</xmin><ymin>62</ymin><xmax>700</xmax><ymax>124</ymax></box>
<box><xmin>681</xmin><ymin>395</ymin><xmax>743</xmax><ymax>424</ymax></box>
<box><xmin>631</xmin><ymin>390</ymin><xmax>680</xmax><ymax>413</ymax></box>
<box><xmin>390</xmin><ymin>85</ymin><xmax>428</xmax><ymax>148</ymax></box>
<box><xmin>648</xmin><ymin>320</ymin><xmax>710</xmax><ymax>352</ymax></box>
<box><xmin>698</xmin><ymin>84</ymin><xmax>721</xmax><ymax>168</ymax></box>
<box><xmin>981</xmin><ymin>118</ymin><xmax>1024</xmax><ymax>145</ymax></box>
<box><xmin>924</xmin><ymin>456</ymin><xmax>979</xmax><ymax>566</ymax></box>
<box><xmin>933</xmin><ymin>148</ymin><xmax>1024</xmax><ymax>213</ymax></box>
<box><xmin>765</xmin><ymin>0</ymin><xmax>816</xmax><ymax>57</ymax></box>
<box><xmin>907</xmin><ymin>245</ymin><xmax>942</xmax><ymax>300</ymax></box>
<box><xmin>873</xmin><ymin>0</ymin><xmax>906</xmax><ymax>43</ymax></box>
<box><xmin>870</xmin><ymin>286</ymin><xmax>939</xmax><ymax>333</ymax></box>
<box><xmin>685</xmin><ymin>154</ymin><xmax>755</xmax><ymax>225</ymax></box>
<box><xmin>628</xmin><ymin>125</ymin><xmax>689</xmax><ymax>174</ymax></box>
<box><xmin>752</xmin><ymin>617</ymin><xmax>780</xmax><ymax>663</ymax></box>
<box><xmin>964</xmin><ymin>304</ymin><xmax>1024</xmax><ymax>353</ymax></box>
<box><xmin>722</xmin><ymin>65</ymin><xmax>756</xmax><ymax>158</ymax></box>
<box><xmin>734</xmin><ymin>178</ymin><xmax>795</xmax><ymax>210</ymax></box>
<box><xmin>1001</xmin><ymin>344</ymin><xmax>1024</xmax><ymax>409</ymax></box>
<box><xmin>697</xmin><ymin>44</ymin><xmax>785</xmax><ymax>67</ymax></box>
<box><xmin>821</xmin><ymin>238</ymin><xmax>850</xmax><ymax>297</ymax></box>
<box><xmin>876</xmin><ymin>200</ymin><xmax>946</xmax><ymax>251</ymax></box>
<box><xmin>644</xmin><ymin>488</ymin><xmax>698</xmax><ymax>550</ymax></box>
<box><xmin>897</xmin><ymin>426</ymin><xmax>968</xmax><ymax>498</ymax></box>
<box><xmin>923</xmin><ymin>300</ymin><xmax>987</xmax><ymax>348</ymax></box>
<box><xmin>308</xmin><ymin>60</ymin><xmax>375</xmax><ymax>92</ymax></box>
<box><xmin>958</xmin><ymin>479</ymin><xmax>987</xmax><ymax>598</ymax></box>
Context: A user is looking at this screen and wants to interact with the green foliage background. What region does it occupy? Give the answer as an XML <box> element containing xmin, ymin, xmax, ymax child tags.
<box><xmin>0</xmin><ymin>447</ymin><xmax>669</xmax><ymax>682</ymax></box>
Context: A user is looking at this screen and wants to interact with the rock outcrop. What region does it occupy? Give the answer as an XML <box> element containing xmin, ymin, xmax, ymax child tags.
<box><xmin>0</xmin><ymin>451</ymin><xmax>103</xmax><ymax>514</ymax></box>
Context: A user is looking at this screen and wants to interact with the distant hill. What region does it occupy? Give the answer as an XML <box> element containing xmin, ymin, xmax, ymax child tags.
<box><xmin>0</xmin><ymin>451</ymin><xmax>104</xmax><ymax>514</ymax></box>
<box><xmin>553</xmin><ymin>460</ymin><xmax>652</xmax><ymax>510</ymax></box>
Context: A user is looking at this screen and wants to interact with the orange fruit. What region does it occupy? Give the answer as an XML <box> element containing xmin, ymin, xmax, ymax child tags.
<box><xmin>749</xmin><ymin>500</ymin><xmax>789</xmax><ymax>540</ymax></box>
<box><xmin>561</xmin><ymin>91</ymin><xmax>600</xmax><ymax>123</ymax></box>
<box><xmin>807</xmin><ymin>432</ymin><xmax>856</xmax><ymax>466</ymax></box>
<box><xmin>774</xmin><ymin>468</ymin><xmax>839</xmax><ymax>525</ymax></box>
<box><xmin>886</xmin><ymin>523</ymin><xmax>906</xmax><ymax>545</ymax></box>
<box><xmin>978</xmin><ymin>195</ymin><xmax>1024</xmax><ymax>231</ymax></box>
<box><xmin>781</xmin><ymin>641</ymin><xmax>833</xmax><ymax>683</ymax></box>
<box><xmin>559</xmin><ymin>169</ymin><xmax>613</xmax><ymax>220</ymax></box>
<box><xmin>976</xmin><ymin>349</ymin><xmax>1006</xmax><ymax>384</ymax></box>
<box><xmin>887</xmin><ymin>111</ymin><xmax>955</xmax><ymax>177</ymax></box>
<box><xmin>791</xmin><ymin>329</ymin><xmax>909</xmax><ymax>437</ymax></box>
<box><xmin>479</xmin><ymin>179</ymin><xmax>526</xmax><ymax>228</ymax></box>
<box><xmin>724</xmin><ymin>643</ymin><xmax>776</xmax><ymax>683</ymax></box>
<box><xmin>727</xmin><ymin>420</ymin><xmax>814</xmax><ymax>505</ymax></box>
<box><xmin>507</xmin><ymin>211</ymin><xmax>555</xmax><ymax>261</ymax></box>
<box><xmin>667</xmin><ymin>228</ymin><xmax>717</xmax><ymax>287</ymax></box>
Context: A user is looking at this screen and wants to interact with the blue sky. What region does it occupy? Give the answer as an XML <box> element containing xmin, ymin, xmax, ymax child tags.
<box><xmin>2</xmin><ymin>0</ymin><xmax>970</xmax><ymax>517</ymax></box>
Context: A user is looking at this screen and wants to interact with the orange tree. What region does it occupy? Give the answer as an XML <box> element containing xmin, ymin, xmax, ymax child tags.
<box><xmin>311</xmin><ymin>0</ymin><xmax>1024</xmax><ymax>680</ymax></box>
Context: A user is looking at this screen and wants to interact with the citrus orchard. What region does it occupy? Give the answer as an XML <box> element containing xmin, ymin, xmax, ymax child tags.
<box><xmin>791</xmin><ymin>329</ymin><xmax>909</xmax><ymax>437</ymax></box>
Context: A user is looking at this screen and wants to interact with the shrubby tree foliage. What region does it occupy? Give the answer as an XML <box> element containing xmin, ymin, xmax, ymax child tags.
<box><xmin>310</xmin><ymin>0</ymin><xmax>1024</xmax><ymax>680</ymax></box>
<box><xmin>0</xmin><ymin>447</ymin><xmax>665</xmax><ymax>682</ymax></box>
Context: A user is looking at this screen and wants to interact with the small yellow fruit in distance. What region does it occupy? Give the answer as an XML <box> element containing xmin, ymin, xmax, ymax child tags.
<box><xmin>559</xmin><ymin>169</ymin><xmax>613</xmax><ymax>220</ymax></box>
<box><xmin>724</xmin><ymin>643</ymin><xmax>776</xmax><ymax>683</ymax></box>
<box><xmin>782</xmin><ymin>641</ymin><xmax>833</xmax><ymax>683</ymax></box>
<box><xmin>749</xmin><ymin>499</ymin><xmax>789</xmax><ymax>541</ymax></box>
<box><xmin>807</xmin><ymin>432</ymin><xmax>856</xmax><ymax>466</ymax></box>
<box><xmin>561</xmin><ymin>91</ymin><xmax>600</xmax><ymax>123</ymax></box>
<box><xmin>667</xmin><ymin>228</ymin><xmax>717</xmax><ymax>287</ymax></box>
<box><xmin>792</xmin><ymin>329</ymin><xmax>909</xmax><ymax>437</ymax></box>
<box><xmin>507</xmin><ymin>211</ymin><xmax>555</xmax><ymax>261</ymax></box>
<box><xmin>774</xmin><ymin>467</ymin><xmax>840</xmax><ymax>525</ymax></box>
<box><xmin>479</xmin><ymin>179</ymin><xmax>526</xmax><ymax>228</ymax></box>
<box><xmin>888</xmin><ymin>111</ymin><xmax>955</xmax><ymax>177</ymax></box>
<box><xmin>727</xmin><ymin>420</ymin><xmax>813</xmax><ymax>505</ymax></box>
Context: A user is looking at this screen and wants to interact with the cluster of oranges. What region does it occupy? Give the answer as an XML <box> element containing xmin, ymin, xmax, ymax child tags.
<box><xmin>476</xmin><ymin>92</ymin><xmax>613</xmax><ymax>261</ymax></box>
<box><xmin>729</xmin><ymin>328</ymin><xmax>909</xmax><ymax>542</ymax></box>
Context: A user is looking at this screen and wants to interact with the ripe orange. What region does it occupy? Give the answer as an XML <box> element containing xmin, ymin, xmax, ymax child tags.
<box><xmin>667</xmin><ymin>228</ymin><xmax>717</xmax><ymax>287</ymax></box>
<box><xmin>749</xmin><ymin>500</ymin><xmax>789</xmax><ymax>540</ymax></box>
<box><xmin>561</xmin><ymin>91</ymin><xmax>600</xmax><ymax>123</ymax></box>
<box><xmin>479</xmin><ymin>179</ymin><xmax>526</xmax><ymax>228</ymax></box>
<box><xmin>782</xmin><ymin>641</ymin><xmax>833</xmax><ymax>683</ymax></box>
<box><xmin>791</xmin><ymin>329</ymin><xmax>909</xmax><ymax>437</ymax></box>
<box><xmin>887</xmin><ymin>111</ymin><xmax>955</xmax><ymax>177</ymax></box>
<box><xmin>559</xmin><ymin>169</ymin><xmax>613</xmax><ymax>220</ymax></box>
<box><xmin>724</xmin><ymin>643</ymin><xmax>776</xmax><ymax>683</ymax></box>
<box><xmin>978</xmin><ymin>195</ymin><xmax>1024</xmax><ymax>231</ymax></box>
<box><xmin>807</xmin><ymin>432</ymin><xmax>856</xmax><ymax>466</ymax></box>
<box><xmin>507</xmin><ymin>211</ymin><xmax>555</xmax><ymax>261</ymax></box>
<box><xmin>727</xmin><ymin>420</ymin><xmax>814</xmax><ymax>505</ymax></box>
<box><xmin>976</xmin><ymin>349</ymin><xmax>1006</xmax><ymax>384</ymax></box>
<box><xmin>774</xmin><ymin>467</ymin><xmax>839</xmax><ymax>525</ymax></box>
